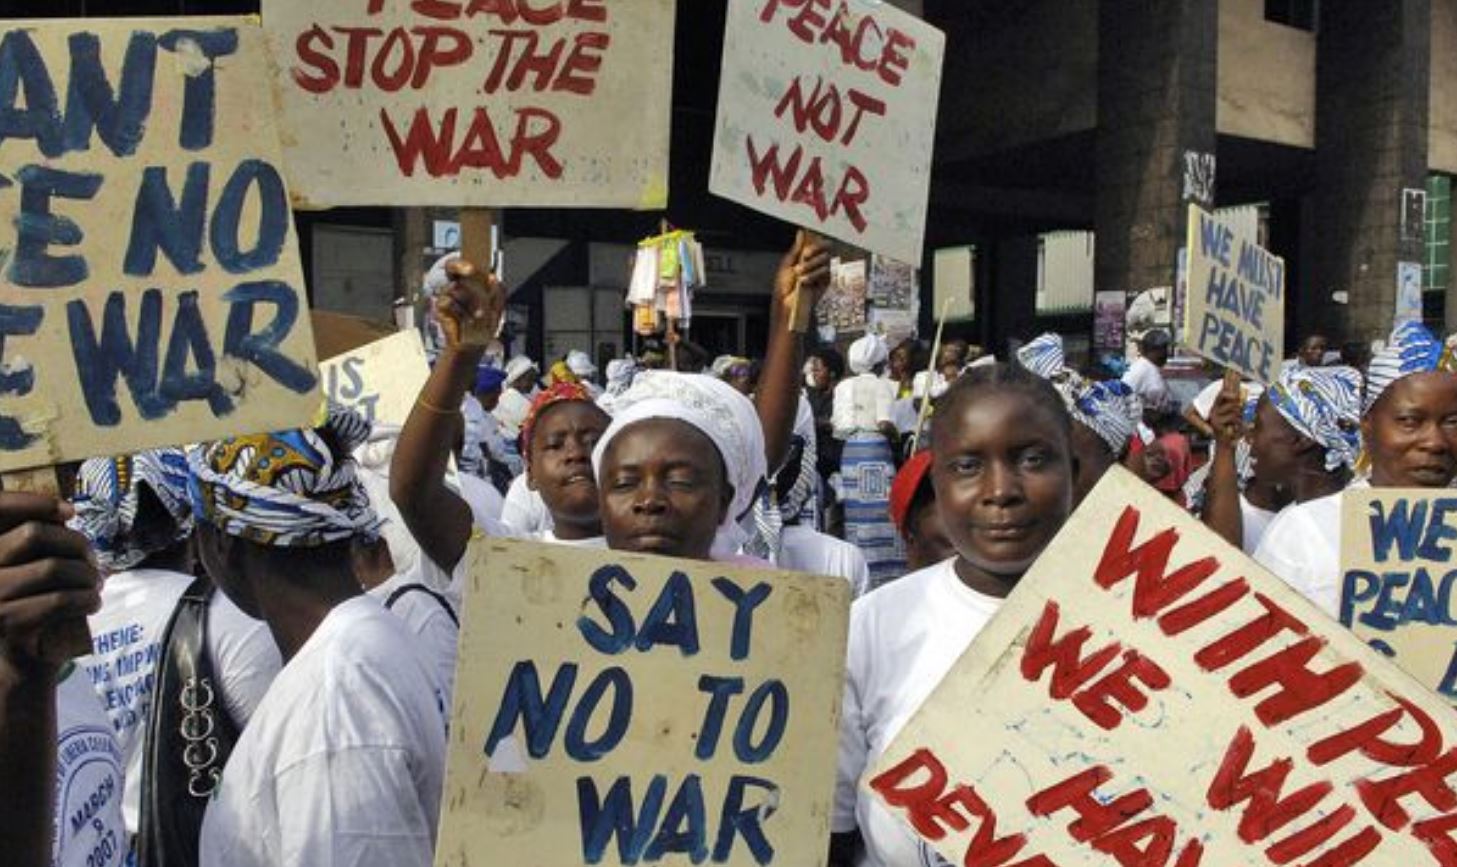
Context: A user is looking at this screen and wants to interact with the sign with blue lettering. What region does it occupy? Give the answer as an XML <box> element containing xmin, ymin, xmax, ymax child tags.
<box><xmin>437</xmin><ymin>538</ymin><xmax>851</xmax><ymax>867</ymax></box>
<box><xmin>1183</xmin><ymin>204</ymin><xmax>1285</xmax><ymax>384</ymax></box>
<box><xmin>0</xmin><ymin>18</ymin><xmax>318</xmax><ymax>472</ymax></box>
<box><xmin>1342</xmin><ymin>489</ymin><xmax>1457</xmax><ymax>702</ymax></box>
<box><xmin>321</xmin><ymin>329</ymin><xmax>430</xmax><ymax>427</ymax></box>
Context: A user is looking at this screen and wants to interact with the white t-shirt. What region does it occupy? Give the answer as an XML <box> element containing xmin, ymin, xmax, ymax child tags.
<box><xmin>54</xmin><ymin>665</ymin><xmax>127</xmax><ymax>867</ymax></box>
<box><xmin>832</xmin><ymin>374</ymin><xmax>897</xmax><ymax>438</ymax></box>
<box><xmin>1240</xmin><ymin>495</ymin><xmax>1280</xmax><ymax>555</ymax></box>
<box><xmin>833</xmin><ymin>558</ymin><xmax>1002</xmax><ymax>867</ymax></box>
<box><xmin>501</xmin><ymin>473</ymin><xmax>552</xmax><ymax>537</ymax></box>
<box><xmin>1121</xmin><ymin>357</ymin><xmax>1169</xmax><ymax>412</ymax></box>
<box><xmin>494</xmin><ymin>387</ymin><xmax>532</xmax><ymax>437</ymax></box>
<box><xmin>1253</xmin><ymin>488</ymin><xmax>1350</xmax><ymax>618</ymax></box>
<box><xmin>83</xmin><ymin>568</ymin><xmax>280</xmax><ymax>832</ymax></box>
<box><xmin>779</xmin><ymin>525</ymin><xmax>869</xmax><ymax>598</ymax></box>
<box><xmin>199</xmin><ymin>596</ymin><xmax>447</xmax><ymax>867</ymax></box>
<box><xmin>370</xmin><ymin>573</ymin><xmax>461</xmax><ymax>710</ymax></box>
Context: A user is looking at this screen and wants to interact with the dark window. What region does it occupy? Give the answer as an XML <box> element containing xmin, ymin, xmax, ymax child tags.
<box><xmin>1265</xmin><ymin>0</ymin><xmax>1318</xmax><ymax>31</ymax></box>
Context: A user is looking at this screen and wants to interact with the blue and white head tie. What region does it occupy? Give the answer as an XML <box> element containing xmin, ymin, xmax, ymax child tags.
<box><xmin>1268</xmin><ymin>365</ymin><xmax>1364</xmax><ymax>472</ymax></box>
<box><xmin>188</xmin><ymin>403</ymin><xmax>382</xmax><ymax>548</ymax></box>
<box><xmin>1365</xmin><ymin>321</ymin><xmax>1457</xmax><ymax>413</ymax></box>
<box><xmin>1017</xmin><ymin>333</ymin><xmax>1142</xmax><ymax>456</ymax></box>
<box><xmin>72</xmin><ymin>448</ymin><xmax>193</xmax><ymax>572</ymax></box>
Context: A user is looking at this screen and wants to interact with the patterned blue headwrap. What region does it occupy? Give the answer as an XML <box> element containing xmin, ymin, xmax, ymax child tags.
<box><xmin>72</xmin><ymin>449</ymin><xmax>193</xmax><ymax>572</ymax></box>
<box><xmin>188</xmin><ymin>404</ymin><xmax>382</xmax><ymax>548</ymax></box>
<box><xmin>1017</xmin><ymin>333</ymin><xmax>1142</xmax><ymax>456</ymax></box>
<box><xmin>1268</xmin><ymin>365</ymin><xmax>1364</xmax><ymax>472</ymax></box>
<box><xmin>1365</xmin><ymin>322</ymin><xmax>1457</xmax><ymax>413</ymax></box>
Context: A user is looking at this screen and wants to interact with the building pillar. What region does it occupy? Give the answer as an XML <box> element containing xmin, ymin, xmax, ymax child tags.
<box><xmin>980</xmin><ymin>235</ymin><xmax>1039</xmax><ymax>356</ymax></box>
<box><xmin>1308</xmin><ymin>0</ymin><xmax>1431</xmax><ymax>343</ymax></box>
<box><xmin>1094</xmin><ymin>0</ymin><xmax>1218</xmax><ymax>342</ymax></box>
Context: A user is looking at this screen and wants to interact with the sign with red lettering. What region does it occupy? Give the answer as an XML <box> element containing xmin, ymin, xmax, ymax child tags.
<box><xmin>1341</xmin><ymin>489</ymin><xmax>1457</xmax><ymax>704</ymax></box>
<box><xmin>709</xmin><ymin>0</ymin><xmax>944</xmax><ymax>265</ymax></box>
<box><xmin>262</xmin><ymin>0</ymin><xmax>675</xmax><ymax>209</ymax></box>
<box><xmin>869</xmin><ymin>467</ymin><xmax>1457</xmax><ymax>865</ymax></box>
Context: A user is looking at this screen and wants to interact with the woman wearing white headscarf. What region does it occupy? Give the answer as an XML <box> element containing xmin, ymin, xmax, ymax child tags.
<box><xmin>832</xmin><ymin>334</ymin><xmax>905</xmax><ymax>583</ymax></box>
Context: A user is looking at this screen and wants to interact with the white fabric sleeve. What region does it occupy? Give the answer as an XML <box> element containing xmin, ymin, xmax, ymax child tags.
<box><xmin>832</xmin><ymin>612</ymin><xmax>869</xmax><ymax>834</ymax></box>
<box><xmin>831</xmin><ymin>380</ymin><xmax>856</xmax><ymax>440</ymax></box>
<box><xmin>207</xmin><ymin>592</ymin><xmax>282</xmax><ymax>729</ymax></box>
<box><xmin>272</xmin><ymin>747</ymin><xmax>435</xmax><ymax>867</ymax></box>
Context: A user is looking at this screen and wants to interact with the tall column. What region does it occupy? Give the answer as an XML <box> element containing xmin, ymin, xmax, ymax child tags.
<box><xmin>1308</xmin><ymin>0</ymin><xmax>1431</xmax><ymax>343</ymax></box>
<box><xmin>1095</xmin><ymin>0</ymin><xmax>1218</xmax><ymax>336</ymax></box>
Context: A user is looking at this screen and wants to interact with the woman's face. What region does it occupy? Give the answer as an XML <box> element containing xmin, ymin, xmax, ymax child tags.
<box><xmin>599</xmin><ymin>419</ymin><xmax>731</xmax><ymax>560</ymax></box>
<box><xmin>932</xmin><ymin>389</ymin><xmax>1074</xmax><ymax>593</ymax></box>
<box><xmin>889</xmin><ymin>347</ymin><xmax>911</xmax><ymax>381</ymax></box>
<box><xmin>528</xmin><ymin>402</ymin><xmax>609</xmax><ymax>529</ymax></box>
<box><xmin>905</xmin><ymin>501</ymin><xmax>954</xmax><ymax>572</ymax></box>
<box><xmin>1249</xmin><ymin>396</ymin><xmax>1304</xmax><ymax>482</ymax></box>
<box><xmin>807</xmin><ymin>357</ymin><xmax>831</xmax><ymax>390</ymax></box>
<box><xmin>1364</xmin><ymin>372</ymin><xmax>1457</xmax><ymax>488</ymax></box>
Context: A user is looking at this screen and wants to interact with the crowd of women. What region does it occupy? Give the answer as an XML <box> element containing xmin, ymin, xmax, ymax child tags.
<box><xmin>2</xmin><ymin>225</ymin><xmax>1455</xmax><ymax>867</ymax></box>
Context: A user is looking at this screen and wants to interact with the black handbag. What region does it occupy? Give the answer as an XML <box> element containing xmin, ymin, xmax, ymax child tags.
<box><xmin>135</xmin><ymin>577</ymin><xmax>241</xmax><ymax>867</ymax></box>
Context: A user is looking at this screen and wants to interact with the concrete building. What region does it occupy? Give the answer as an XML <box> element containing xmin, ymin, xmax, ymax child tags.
<box><xmin>10</xmin><ymin>0</ymin><xmax>1457</xmax><ymax>365</ymax></box>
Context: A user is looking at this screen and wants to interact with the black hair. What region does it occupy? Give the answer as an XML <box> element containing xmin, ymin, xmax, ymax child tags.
<box><xmin>809</xmin><ymin>346</ymin><xmax>846</xmax><ymax>380</ymax></box>
<box><xmin>931</xmin><ymin>362</ymin><xmax>1073</xmax><ymax>448</ymax></box>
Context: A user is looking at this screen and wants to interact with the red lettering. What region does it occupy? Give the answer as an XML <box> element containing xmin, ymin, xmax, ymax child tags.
<box><xmin>1094</xmin><ymin>506</ymin><xmax>1221</xmax><ymax>620</ymax></box>
<box><xmin>1265</xmin><ymin>805</ymin><xmax>1368</xmax><ymax>864</ymax></box>
<box><xmin>747</xmin><ymin>136</ymin><xmax>801</xmax><ymax>201</ymax></box>
<box><xmin>1157</xmin><ymin>578</ymin><xmax>1249</xmax><ymax>637</ymax></box>
<box><xmin>466</xmin><ymin>0</ymin><xmax>520</xmax><ymax>22</ymax></box>
<box><xmin>1020</xmin><ymin>600</ymin><xmax>1121</xmax><ymax>700</ymax></box>
<box><xmin>841</xmin><ymin>87</ymin><xmax>887</xmax><ymax>145</ymax></box>
<box><xmin>786</xmin><ymin>0</ymin><xmax>830</xmax><ymax>43</ymax></box>
<box><xmin>293</xmin><ymin>25</ymin><xmax>340</xmax><ymax>94</ymax></box>
<box><xmin>1208</xmin><ymin>726</ymin><xmax>1333</xmax><ymax>843</ymax></box>
<box><xmin>454</xmin><ymin>106</ymin><xmax>509</xmax><ymax>173</ymax></box>
<box><xmin>518</xmin><ymin>0</ymin><xmax>562</xmax><ymax>26</ymax></box>
<box><xmin>371</xmin><ymin>27</ymin><xmax>416</xmax><ymax>92</ymax></box>
<box><xmin>1027</xmin><ymin>766</ymin><xmax>1153</xmax><ymax>842</ymax></box>
<box><xmin>1228</xmin><ymin>635</ymin><xmax>1363</xmax><ymax>727</ymax></box>
<box><xmin>567</xmin><ymin>0</ymin><xmax>607</xmax><ymax>23</ymax></box>
<box><xmin>1300</xmin><ymin>827</ymin><xmax>1382</xmax><ymax>866</ymax></box>
<box><xmin>1194</xmin><ymin>593</ymin><xmax>1306</xmax><ymax>672</ymax></box>
<box><xmin>413</xmin><ymin>27</ymin><xmax>473</xmax><ymax>89</ymax></box>
<box><xmin>1071</xmin><ymin>650</ymin><xmax>1171</xmax><ymax>731</ymax></box>
<box><xmin>1093</xmin><ymin>817</ymin><xmax>1204</xmax><ymax>867</ymax></box>
<box><xmin>554</xmin><ymin>31</ymin><xmax>609</xmax><ymax>95</ymax></box>
<box><xmin>774</xmin><ymin>76</ymin><xmax>843</xmax><ymax>143</ymax></box>
<box><xmin>790</xmin><ymin>158</ymin><xmax>828</xmax><ymax>213</ymax></box>
<box><xmin>337</xmin><ymin>26</ymin><xmax>385</xmax><ymax>89</ymax></box>
<box><xmin>882</xmin><ymin>28</ymin><xmax>916</xmax><ymax>86</ymax></box>
<box><xmin>381</xmin><ymin>106</ymin><xmax>457</xmax><ymax>177</ymax></box>
<box><xmin>832</xmin><ymin>165</ymin><xmax>869</xmax><ymax>232</ymax></box>
<box><xmin>413</xmin><ymin>0</ymin><xmax>463</xmax><ymax>20</ymax></box>
<box><xmin>508</xmin><ymin>106</ymin><xmax>562</xmax><ymax>177</ymax></box>
<box><xmin>1411</xmin><ymin>812</ymin><xmax>1457</xmax><ymax>863</ymax></box>
<box><xmin>1354</xmin><ymin>747</ymin><xmax>1457</xmax><ymax>831</ymax></box>
<box><xmin>1308</xmin><ymin>694</ymin><xmax>1443</xmax><ymax>769</ymax></box>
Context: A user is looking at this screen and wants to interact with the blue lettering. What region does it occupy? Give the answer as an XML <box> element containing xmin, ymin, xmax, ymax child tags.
<box><xmin>66</xmin><ymin>289</ymin><xmax>169</xmax><ymax>426</ymax></box>
<box><xmin>157</xmin><ymin>29</ymin><xmax>238</xmax><ymax>151</ymax></box>
<box><xmin>1341</xmin><ymin>570</ymin><xmax>1381</xmax><ymax>628</ymax></box>
<box><xmin>579</xmin><ymin>565</ymin><xmax>637</xmax><ymax>655</ymax></box>
<box><xmin>1197</xmin><ymin>213</ymin><xmax>1232</xmax><ymax>267</ymax></box>
<box><xmin>0</xmin><ymin>304</ymin><xmax>43</xmax><ymax>449</ymax></box>
<box><xmin>713</xmin><ymin>775</ymin><xmax>778</xmax><ymax>864</ymax></box>
<box><xmin>694</xmin><ymin>675</ymin><xmax>744</xmax><ymax>760</ymax></box>
<box><xmin>124</xmin><ymin>162</ymin><xmax>208</xmax><ymax>277</ymax></box>
<box><xmin>635</xmin><ymin>571</ymin><xmax>699</xmax><ymax>656</ymax></box>
<box><xmin>210</xmin><ymin>159</ymin><xmax>287</xmax><ymax>274</ymax></box>
<box><xmin>61</xmin><ymin>31</ymin><xmax>155</xmax><ymax>157</ymax></box>
<box><xmin>710</xmin><ymin>578</ymin><xmax>772</xmax><ymax>661</ymax></box>
<box><xmin>1369</xmin><ymin>499</ymin><xmax>1427</xmax><ymax>563</ymax></box>
<box><xmin>1362</xmin><ymin>571</ymin><xmax>1412</xmax><ymax>632</ymax></box>
<box><xmin>484</xmin><ymin>660</ymin><xmax>575</xmax><ymax>760</ymax></box>
<box><xmin>221</xmin><ymin>280</ymin><xmax>316</xmax><ymax>393</ymax></box>
<box><xmin>577</xmin><ymin>775</ymin><xmax>665</xmax><ymax>864</ymax></box>
<box><xmin>644</xmin><ymin>775</ymin><xmax>707</xmax><ymax>863</ymax></box>
<box><xmin>1418</xmin><ymin>498</ymin><xmax>1457</xmax><ymax>562</ymax></box>
<box><xmin>563</xmin><ymin>666</ymin><xmax>632</xmax><ymax>762</ymax></box>
<box><xmin>10</xmin><ymin>164</ymin><xmax>103</xmax><ymax>289</ymax></box>
<box><xmin>1439</xmin><ymin>644</ymin><xmax>1457</xmax><ymax>699</ymax></box>
<box><xmin>732</xmin><ymin>680</ymin><xmax>788</xmax><ymax>764</ymax></box>
<box><xmin>161</xmin><ymin>290</ymin><xmax>230</xmax><ymax>416</ymax></box>
<box><xmin>1401</xmin><ymin>568</ymin><xmax>1442</xmax><ymax>625</ymax></box>
<box><xmin>0</xmin><ymin>31</ymin><xmax>62</xmax><ymax>156</ymax></box>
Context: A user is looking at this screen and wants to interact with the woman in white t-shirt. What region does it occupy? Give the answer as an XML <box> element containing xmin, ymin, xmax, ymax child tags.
<box><xmin>831</xmin><ymin>363</ymin><xmax>1079</xmax><ymax>867</ymax></box>
<box><xmin>71</xmin><ymin>448</ymin><xmax>281</xmax><ymax>851</ymax></box>
<box><xmin>1255</xmin><ymin>322</ymin><xmax>1457</xmax><ymax>618</ymax></box>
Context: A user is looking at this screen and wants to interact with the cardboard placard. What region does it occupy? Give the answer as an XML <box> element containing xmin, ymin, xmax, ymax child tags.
<box><xmin>0</xmin><ymin>18</ymin><xmax>318</xmax><ymax>473</ymax></box>
<box><xmin>1341</xmin><ymin>488</ymin><xmax>1457</xmax><ymax>702</ymax></box>
<box><xmin>709</xmin><ymin>0</ymin><xmax>944</xmax><ymax>265</ymax></box>
<box><xmin>1184</xmin><ymin>204</ymin><xmax>1285</xmax><ymax>383</ymax></box>
<box><xmin>869</xmin><ymin>467</ymin><xmax>1457</xmax><ymax>865</ymax></box>
<box><xmin>436</xmin><ymin>538</ymin><xmax>852</xmax><ymax>867</ymax></box>
<box><xmin>321</xmin><ymin>329</ymin><xmax>430</xmax><ymax>427</ymax></box>
<box><xmin>262</xmin><ymin>0</ymin><xmax>675</xmax><ymax>209</ymax></box>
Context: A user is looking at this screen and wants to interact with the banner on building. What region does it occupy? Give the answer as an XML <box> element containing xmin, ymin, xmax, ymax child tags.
<box><xmin>1341</xmin><ymin>488</ymin><xmax>1457</xmax><ymax>702</ymax></box>
<box><xmin>438</xmin><ymin>538</ymin><xmax>852</xmax><ymax>867</ymax></box>
<box><xmin>321</xmin><ymin>329</ymin><xmax>430</xmax><ymax>427</ymax></box>
<box><xmin>1184</xmin><ymin>204</ymin><xmax>1285</xmax><ymax>383</ymax></box>
<box><xmin>262</xmin><ymin>0</ymin><xmax>675</xmax><ymax>209</ymax></box>
<box><xmin>869</xmin><ymin>467</ymin><xmax>1457</xmax><ymax>865</ymax></box>
<box><xmin>0</xmin><ymin>18</ymin><xmax>318</xmax><ymax>473</ymax></box>
<box><xmin>709</xmin><ymin>0</ymin><xmax>945</xmax><ymax>265</ymax></box>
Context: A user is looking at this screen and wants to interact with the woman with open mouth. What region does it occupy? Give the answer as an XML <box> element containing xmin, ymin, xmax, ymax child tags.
<box><xmin>1255</xmin><ymin>321</ymin><xmax>1457</xmax><ymax>618</ymax></box>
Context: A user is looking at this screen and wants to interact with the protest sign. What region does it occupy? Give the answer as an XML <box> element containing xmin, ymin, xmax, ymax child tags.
<box><xmin>437</xmin><ymin>538</ymin><xmax>851</xmax><ymax>867</ymax></box>
<box><xmin>0</xmin><ymin>18</ymin><xmax>318</xmax><ymax>473</ymax></box>
<box><xmin>262</xmin><ymin>0</ymin><xmax>675</xmax><ymax>209</ymax></box>
<box><xmin>1341</xmin><ymin>488</ymin><xmax>1457</xmax><ymax>702</ymax></box>
<box><xmin>1184</xmin><ymin>204</ymin><xmax>1285</xmax><ymax>383</ymax></box>
<box><xmin>321</xmin><ymin>329</ymin><xmax>430</xmax><ymax>427</ymax></box>
<box><xmin>709</xmin><ymin>0</ymin><xmax>945</xmax><ymax>265</ymax></box>
<box><xmin>869</xmin><ymin>467</ymin><xmax>1457</xmax><ymax>866</ymax></box>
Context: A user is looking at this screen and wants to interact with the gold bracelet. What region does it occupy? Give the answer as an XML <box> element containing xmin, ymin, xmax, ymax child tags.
<box><xmin>415</xmin><ymin>396</ymin><xmax>459</xmax><ymax>416</ymax></box>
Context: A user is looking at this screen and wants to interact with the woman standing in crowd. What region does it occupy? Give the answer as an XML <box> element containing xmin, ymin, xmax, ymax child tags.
<box><xmin>1256</xmin><ymin>322</ymin><xmax>1457</xmax><ymax>617</ymax></box>
<box><xmin>887</xmin><ymin>449</ymin><xmax>954</xmax><ymax>573</ymax></box>
<box><xmin>191</xmin><ymin>405</ymin><xmax>446</xmax><ymax>867</ymax></box>
<box><xmin>72</xmin><ymin>449</ymin><xmax>280</xmax><ymax>861</ymax></box>
<box><xmin>832</xmin><ymin>364</ymin><xmax>1078</xmax><ymax>866</ymax></box>
<box><xmin>834</xmin><ymin>334</ymin><xmax>905</xmax><ymax>582</ymax></box>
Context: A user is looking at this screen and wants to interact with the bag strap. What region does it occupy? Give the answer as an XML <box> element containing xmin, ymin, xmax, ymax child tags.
<box><xmin>385</xmin><ymin>582</ymin><xmax>460</xmax><ymax>627</ymax></box>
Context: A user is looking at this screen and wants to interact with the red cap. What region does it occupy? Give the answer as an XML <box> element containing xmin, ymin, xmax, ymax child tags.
<box><xmin>889</xmin><ymin>449</ymin><xmax>935</xmax><ymax>540</ymax></box>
